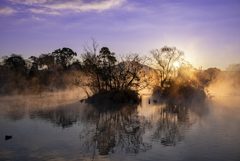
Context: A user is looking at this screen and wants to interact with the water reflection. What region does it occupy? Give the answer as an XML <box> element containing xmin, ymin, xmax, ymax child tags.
<box><xmin>79</xmin><ymin>104</ymin><xmax>152</xmax><ymax>158</ymax></box>
<box><xmin>29</xmin><ymin>106</ymin><xmax>79</xmax><ymax>129</ymax></box>
<box><xmin>77</xmin><ymin>99</ymin><xmax>209</xmax><ymax>159</ymax></box>
<box><xmin>149</xmin><ymin>100</ymin><xmax>208</xmax><ymax>146</ymax></box>
<box><xmin>0</xmin><ymin>96</ymin><xmax>211</xmax><ymax>160</ymax></box>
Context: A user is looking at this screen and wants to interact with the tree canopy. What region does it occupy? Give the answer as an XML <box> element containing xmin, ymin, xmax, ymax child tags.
<box><xmin>52</xmin><ymin>47</ymin><xmax>77</xmax><ymax>70</ymax></box>
<box><xmin>4</xmin><ymin>54</ymin><xmax>27</xmax><ymax>74</ymax></box>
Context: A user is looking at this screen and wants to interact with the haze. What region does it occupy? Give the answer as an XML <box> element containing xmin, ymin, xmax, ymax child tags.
<box><xmin>1</xmin><ymin>1</ymin><xmax>240</xmax><ymax>160</ymax></box>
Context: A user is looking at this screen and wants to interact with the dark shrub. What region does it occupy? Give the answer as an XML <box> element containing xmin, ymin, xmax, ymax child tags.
<box><xmin>86</xmin><ymin>89</ymin><xmax>141</xmax><ymax>105</ymax></box>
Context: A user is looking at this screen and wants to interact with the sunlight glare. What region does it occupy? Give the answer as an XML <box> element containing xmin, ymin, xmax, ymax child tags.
<box><xmin>173</xmin><ymin>62</ymin><xmax>179</xmax><ymax>67</ymax></box>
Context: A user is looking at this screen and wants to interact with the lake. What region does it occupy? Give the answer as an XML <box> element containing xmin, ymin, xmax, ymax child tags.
<box><xmin>0</xmin><ymin>91</ymin><xmax>240</xmax><ymax>161</ymax></box>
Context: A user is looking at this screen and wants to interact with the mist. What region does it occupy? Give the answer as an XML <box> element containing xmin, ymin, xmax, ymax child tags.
<box><xmin>1</xmin><ymin>45</ymin><xmax>240</xmax><ymax>161</ymax></box>
<box><xmin>207</xmin><ymin>71</ymin><xmax>240</xmax><ymax>98</ymax></box>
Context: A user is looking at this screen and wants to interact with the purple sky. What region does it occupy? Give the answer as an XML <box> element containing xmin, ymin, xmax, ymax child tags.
<box><xmin>0</xmin><ymin>0</ymin><xmax>240</xmax><ymax>70</ymax></box>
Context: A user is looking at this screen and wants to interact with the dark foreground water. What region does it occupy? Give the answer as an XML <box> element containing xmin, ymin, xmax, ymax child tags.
<box><xmin>0</xmin><ymin>92</ymin><xmax>240</xmax><ymax>161</ymax></box>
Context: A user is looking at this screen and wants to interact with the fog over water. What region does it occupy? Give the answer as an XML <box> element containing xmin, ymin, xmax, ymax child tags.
<box><xmin>0</xmin><ymin>77</ymin><xmax>240</xmax><ymax>161</ymax></box>
<box><xmin>1</xmin><ymin>0</ymin><xmax>240</xmax><ymax>159</ymax></box>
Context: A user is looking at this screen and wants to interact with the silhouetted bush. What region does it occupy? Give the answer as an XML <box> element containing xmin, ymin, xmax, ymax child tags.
<box><xmin>86</xmin><ymin>89</ymin><xmax>141</xmax><ymax>105</ymax></box>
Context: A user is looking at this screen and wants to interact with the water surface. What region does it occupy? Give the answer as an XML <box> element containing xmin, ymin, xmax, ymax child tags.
<box><xmin>0</xmin><ymin>93</ymin><xmax>240</xmax><ymax>161</ymax></box>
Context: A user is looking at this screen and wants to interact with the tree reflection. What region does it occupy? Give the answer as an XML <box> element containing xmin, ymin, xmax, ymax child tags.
<box><xmin>79</xmin><ymin>104</ymin><xmax>152</xmax><ymax>158</ymax></box>
<box><xmin>29</xmin><ymin>104</ymin><xmax>80</xmax><ymax>129</ymax></box>
<box><xmin>5</xmin><ymin>97</ymin><xmax>208</xmax><ymax>159</ymax></box>
<box><xmin>150</xmin><ymin>100</ymin><xmax>208</xmax><ymax>146</ymax></box>
<box><xmin>78</xmin><ymin>98</ymin><xmax>208</xmax><ymax>159</ymax></box>
<box><xmin>150</xmin><ymin>103</ymin><xmax>188</xmax><ymax>146</ymax></box>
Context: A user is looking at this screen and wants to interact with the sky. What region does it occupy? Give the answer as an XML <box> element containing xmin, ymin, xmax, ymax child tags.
<box><xmin>0</xmin><ymin>0</ymin><xmax>240</xmax><ymax>70</ymax></box>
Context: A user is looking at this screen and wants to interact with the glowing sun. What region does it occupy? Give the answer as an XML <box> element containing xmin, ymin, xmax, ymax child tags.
<box><xmin>173</xmin><ymin>62</ymin><xmax>179</xmax><ymax>67</ymax></box>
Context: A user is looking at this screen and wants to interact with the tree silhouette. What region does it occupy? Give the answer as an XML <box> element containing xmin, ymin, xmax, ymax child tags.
<box><xmin>98</xmin><ymin>47</ymin><xmax>117</xmax><ymax>90</ymax></box>
<box><xmin>0</xmin><ymin>54</ymin><xmax>28</xmax><ymax>94</ymax></box>
<box><xmin>79</xmin><ymin>41</ymin><xmax>149</xmax><ymax>96</ymax></box>
<box><xmin>4</xmin><ymin>54</ymin><xmax>27</xmax><ymax>74</ymax></box>
<box><xmin>52</xmin><ymin>47</ymin><xmax>77</xmax><ymax>70</ymax></box>
<box><xmin>151</xmin><ymin>46</ymin><xmax>184</xmax><ymax>87</ymax></box>
<box><xmin>29</xmin><ymin>56</ymin><xmax>39</xmax><ymax>70</ymax></box>
<box><xmin>38</xmin><ymin>54</ymin><xmax>55</xmax><ymax>70</ymax></box>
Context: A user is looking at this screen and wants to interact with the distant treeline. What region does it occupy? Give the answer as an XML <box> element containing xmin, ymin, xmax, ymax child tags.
<box><xmin>0</xmin><ymin>40</ymin><xmax>238</xmax><ymax>101</ymax></box>
<box><xmin>0</xmin><ymin>47</ymin><xmax>81</xmax><ymax>95</ymax></box>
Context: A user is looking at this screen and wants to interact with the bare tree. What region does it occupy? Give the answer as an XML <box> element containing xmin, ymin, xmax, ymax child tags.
<box><xmin>150</xmin><ymin>46</ymin><xmax>184</xmax><ymax>88</ymax></box>
<box><xmin>80</xmin><ymin>39</ymin><xmax>102</xmax><ymax>94</ymax></box>
<box><xmin>76</xmin><ymin>39</ymin><xmax>151</xmax><ymax>97</ymax></box>
<box><xmin>111</xmin><ymin>54</ymin><xmax>151</xmax><ymax>91</ymax></box>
